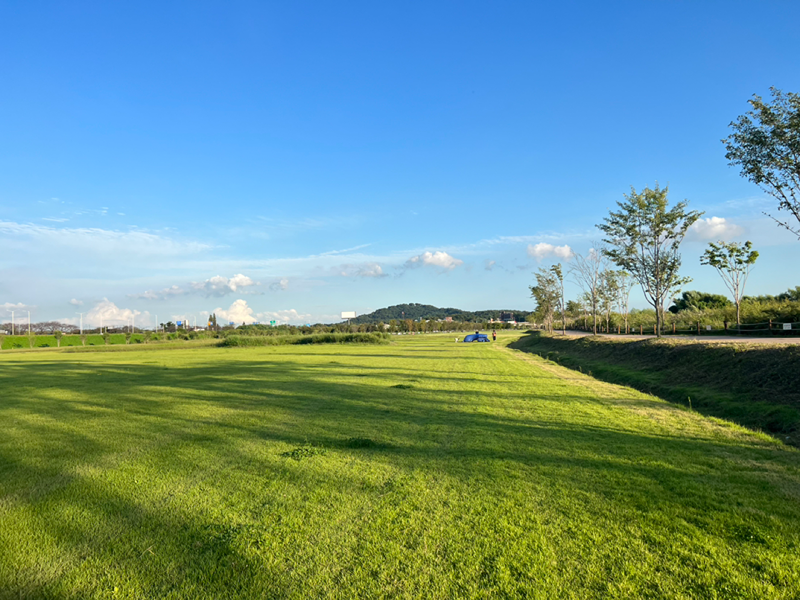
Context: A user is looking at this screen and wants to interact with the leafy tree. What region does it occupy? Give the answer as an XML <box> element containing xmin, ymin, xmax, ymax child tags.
<box><xmin>700</xmin><ymin>240</ymin><xmax>759</xmax><ymax>325</ymax></box>
<box><xmin>669</xmin><ymin>291</ymin><xmax>732</xmax><ymax>313</ymax></box>
<box><xmin>529</xmin><ymin>268</ymin><xmax>560</xmax><ymax>333</ymax></box>
<box><xmin>598</xmin><ymin>184</ymin><xmax>702</xmax><ymax>337</ymax></box>
<box><xmin>724</xmin><ymin>88</ymin><xmax>800</xmax><ymax>238</ymax></box>
<box><xmin>778</xmin><ymin>286</ymin><xmax>800</xmax><ymax>302</ymax></box>
<box><xmin>550</xmin><ymin>264</ymin><xmax>566</xmax><ymax>333</ymax></box>
<box><xmin>569</xmin><ymin>248</ymin><xmax>606</xmax><ymax>334</ymax></box>
<box><xmin>598</xmin><ymin>270</ymin><xmax>620</xmax><ymax>333</ymax></box>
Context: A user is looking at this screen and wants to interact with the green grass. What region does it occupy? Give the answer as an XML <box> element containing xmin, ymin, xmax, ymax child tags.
<box><xmin>220</xmin><ymin>332</ymin><xmax>390</xmax><ymax>346</ymax></box>
<box><xmin>1</xmin><ymin>335</ymin><xmax>32</xmax><ymax>350</ymax></box>
<box><xmin>510</xmin><ymin>332</ymin><xmax>800</xmax><ymax>445</ymax></box>
<box><xmin>1</xmin><ymin>333</ymin><xmax>799</xmax><ymax>598</ymax></box>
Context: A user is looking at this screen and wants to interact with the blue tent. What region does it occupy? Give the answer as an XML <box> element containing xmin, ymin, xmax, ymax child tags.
<box><xmin>463</xmin><ymin>334</ymin><xmax>490</xmax><ymax>342</ymax></box>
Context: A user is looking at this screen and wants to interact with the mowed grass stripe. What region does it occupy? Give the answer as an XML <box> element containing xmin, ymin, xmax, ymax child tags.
<box><xmin>0</xmin><ymin>334</ymin><xmax>799</xmax><ymax>599</ymax></box>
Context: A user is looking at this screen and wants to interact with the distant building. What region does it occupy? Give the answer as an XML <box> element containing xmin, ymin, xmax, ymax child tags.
<box><xmin>500</xmin><ymin>312</ymin><xmax>515</xmax><ymax>323</ymax></box>
<box><xmin>445</xmin><ymin>317</ymin><xmax>453</xmax><ymax>322</ymax></box>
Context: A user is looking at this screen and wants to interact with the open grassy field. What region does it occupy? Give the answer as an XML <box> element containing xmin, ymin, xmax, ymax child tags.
<box><xmin>1</xmin><ymin>333</ymin><xmax>799</xmax><ymax>599</ymax></box>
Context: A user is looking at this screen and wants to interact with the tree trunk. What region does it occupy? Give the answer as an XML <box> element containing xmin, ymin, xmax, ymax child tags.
<box><xmin>736</xmin><ymin>301</ymin><xmax>741</xmax><ymax>326</ymax></box>
<box><xmin>655</xmin><ymin>305</ymin><xmax>662</xmax><ymax>338</ymax></box>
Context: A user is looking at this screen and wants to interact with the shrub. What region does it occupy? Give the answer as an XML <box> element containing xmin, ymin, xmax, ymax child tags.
<box><xmin>108</xmin><ymin>334</ymin><xmax>126</xmax><ymax>345</ymax></box>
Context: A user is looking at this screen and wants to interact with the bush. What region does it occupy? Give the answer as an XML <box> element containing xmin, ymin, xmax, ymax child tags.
<box><xmin>108</xmin><ymin>334</ymin><xmax>127</xmax><ymax>345</ymax></box>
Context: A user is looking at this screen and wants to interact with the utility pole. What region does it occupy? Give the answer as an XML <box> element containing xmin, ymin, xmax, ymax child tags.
<box><xmin>11</xmin><ymin>310</ymin><xmax>14</xmax><ymax>335</ymax></box>
<box><xmin>78</xmin><ymin>313</ymin><xmax>83</xmax><ymax>335</ymax></box>
<box><xmin>28</xmin><ymin>311</ymin><xmax>31</xmax><ymax>336</ymax></box>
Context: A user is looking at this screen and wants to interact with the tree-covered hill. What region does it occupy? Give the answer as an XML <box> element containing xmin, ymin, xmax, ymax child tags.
<box><xmin>348</xmin><ymin>303</ymin><xmax>532</xmax><ymax>324</ymax></box>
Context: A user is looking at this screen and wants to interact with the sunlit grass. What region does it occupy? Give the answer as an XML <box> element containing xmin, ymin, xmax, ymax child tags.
<box><xmin>1</xmin><ymin>334</ymin><xmax>799</xmax><ymax>598</ymax></box>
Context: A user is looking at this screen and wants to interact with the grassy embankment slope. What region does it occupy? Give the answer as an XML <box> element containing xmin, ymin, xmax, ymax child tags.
<box><xmin>1</xmin><ymin>334</ymin><xmax>799</xmax><ymax>598</ymax></box>
<box><xmin>510</xmin><ymin>332</ymin><xmax>800</xmax><ymax>446</ymax></box>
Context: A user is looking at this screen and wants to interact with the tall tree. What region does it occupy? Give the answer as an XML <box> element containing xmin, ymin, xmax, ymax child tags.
<box><xmin>529</xmin><ymin>268</ymin><xmax>560</xmax><ymax>333</ymax></box>
<box><xmin>598</xmin><ymin>184</ymin><xmax>702</xmax><ymax>338</ymax></box>
<box><xmin>724</xmin><ymin>88</ymin><xmax>800</xmax><ymax>239</ymax></box>
<box><xmin>550</xmin><ymin>263</ymin><xmax>566</xmax><ymax>334</ymax></box>
<box><xmin>700</xmin><ymin>240</ymin><xmax>759</xmax><ymax>326</ymax></box>
<box><xmin>569</xmin><ymin>249</ymin><xmax>606</xmax><ymax>334</ymax></box>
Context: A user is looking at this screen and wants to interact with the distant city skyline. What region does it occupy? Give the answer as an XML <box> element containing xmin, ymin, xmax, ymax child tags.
<box><xmin>2</xmin><ymin>1</ymin><xmax>799</xmax><ymax>325</ymax></box>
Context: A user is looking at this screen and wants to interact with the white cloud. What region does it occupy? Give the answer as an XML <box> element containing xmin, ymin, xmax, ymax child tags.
<box><xmin>485</xmin><ymin>260</ymin><xmax>496</xmax><ymax>271</ymax></box>
<box><xmin>527</xmin><ymin>243</ymin><xmax>574</xmax><ymax>261</ymax></box>
<box><xmin>212</xmin><ymin>300</ymin><xmax>313</xmax><ymax>326</ymax></box>
<box><xmin>256</xmin><ymin>309</ymin><xmax>313</xmax><ymax>325</ymax></box>
<box><xmin>338</xmin><ymin>263</ymin><xmax>385</xmax><ymax>278</ymax></box>
<box><xmin>84</xmin><ymin>298</ymin><xmax>142</xmax><ymax>327</ymax></box>
<box><xmin>214</xmin><ymin>299</ymin><xmax>257</xmax><ymax>325</ymax></box>
<box><xmin>191</xmin><ymin>274</ymin><xmax>256</xmax><ymax>297</ymax></box>
<box><xmin>0</xmin><ymin>220</ymin><xmax>209</xmax><ymax>257</ymax></box>
<box><xmin>270</xmin><ymin>278</ymin><xmax>289</xmax><ymax>291</ymax></box>
<box><xmin>1</xmin><ymin>302</ymin><xmax>35</xmax><ymax>315</ymax></box>
<box><xmin>688</xmin><ymin>217</ymin><xmax>745</xmax><ymax>241</ymax></box>
<box><xmin>69</xmin><ymin>299</ymin><xmax>84</xmax><ymax>306</ymax></box>
<box><xmin>405</xmin><ymin>251</ymin><xmax>463</xmax><ymax>270</ymax></box>
<box><xmin>129</xmin><ymin>285</ymin><xmax>184</xmax><ymax>300</ymax></box>
<box><xmin>132</xmin><ymin>274</ymin><xmax>258</xmax><ymax>300</ymax></box>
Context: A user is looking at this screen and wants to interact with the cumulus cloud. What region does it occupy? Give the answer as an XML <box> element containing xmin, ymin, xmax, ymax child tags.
<box><xmin>84</xmin><ymin>298</ymin><xmax>142</xmax><ymax>327</ymax></box>
<box><xmin>214</xmin><ymin>299</ymin><xmax>257</xmax><ymax>325</ymax></box>
<box><xmin>69</xmin><ymin>299</ymin><xmax>84</xmax><ymax>306</ymax></box>
<box><xmin>256</xmin><ymin>309</ymin><xmax>313</xmax><ymax>325</ymax></box>
<box><xmin>269</xmin><ymin>278</ymin><xmax>289</xmax><ymax>291</ymax></box>
<box><xmin>527</xmin><ymin>243</ymin><xmax>574</xmax><ymax>261</ymax></box>
<box><xmin>688</xmin><ymin>217</ymin><xmax>745</xmax><ymax>241</ymax></box>
<box><xmin>405</xmin><ymin>251</ymin><xmax>463</xmax><ymax>270</ymax></box>
<box><xmin>191</xmin><ymin>274</ymin><xmax>256</xmax><ymax>297</ymax></box>
<box><xmin>338</xmin><ymin>263</ymin><xmax>386</xmax><ymax>278</ymax></box>
<box><xmin>485</xmin><ymin>260</ymin><xmax>496</xmax><ymax>271</ymax></box>
<box><xmin>212</xmin><ymin>300</ymin><xmax>313</xmax><ymax>326</ymax></box>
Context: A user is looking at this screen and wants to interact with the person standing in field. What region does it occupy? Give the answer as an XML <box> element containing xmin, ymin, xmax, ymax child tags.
<box><xmin>492</xmin><ymin>329</ymin><xmax>497</xmax><ymax>341</ymax></box>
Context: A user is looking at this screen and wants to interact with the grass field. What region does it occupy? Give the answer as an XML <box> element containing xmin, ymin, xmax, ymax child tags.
<box><xmin>1</xmin><ymin>333</ymin><xmax>799</xmax><ymax>599</ymax></box>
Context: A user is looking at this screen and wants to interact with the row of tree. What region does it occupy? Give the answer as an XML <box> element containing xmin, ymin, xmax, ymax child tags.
<box><xmin>531</xmin><ymin>88</ymin><xmax>799</xmax><ymax>337</ymax></box>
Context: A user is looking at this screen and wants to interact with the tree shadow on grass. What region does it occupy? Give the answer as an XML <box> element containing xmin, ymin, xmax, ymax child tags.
<box><xmin>2</xmin><ymin>353</ymin><xmax>800</xmax><ymax>597</ymax></box>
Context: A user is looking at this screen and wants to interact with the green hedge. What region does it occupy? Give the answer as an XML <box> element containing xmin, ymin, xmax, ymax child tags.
<box><xmin>107</xmin><ymin>334</ymin><xmax>126</xmax><ymax>345</ymax></box>
<box><xmin>60</xmin><ymin>335</ymin><xmax>84</xmax><ymax>347</ymax></box>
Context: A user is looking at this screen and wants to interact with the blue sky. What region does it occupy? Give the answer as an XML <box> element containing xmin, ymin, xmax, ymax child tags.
<box><xmin>2</xmin><ymin>1</ymin><xmax>799</xmax><ymax>326</ymax></box>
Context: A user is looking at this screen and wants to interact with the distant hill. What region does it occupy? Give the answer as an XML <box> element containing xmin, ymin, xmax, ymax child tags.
<box><xmin>349</xmin><ymin>303</ymin><xmax>532</xmax><ymax>324</ymax></box>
